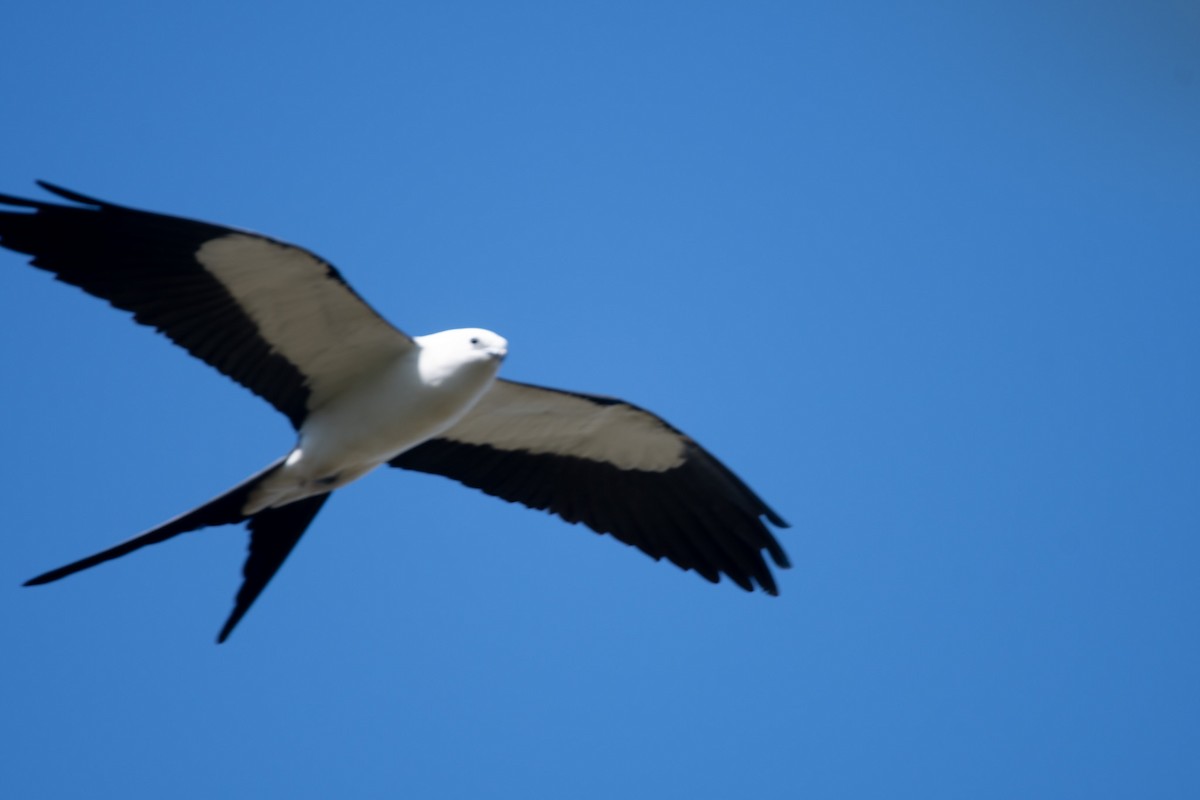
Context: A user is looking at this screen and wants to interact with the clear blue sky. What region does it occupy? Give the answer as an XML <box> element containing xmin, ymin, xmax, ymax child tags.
<box><xmin>2</xmin><ymin>2</ymin><xmax>1198</xmax><ymax>798</ymax></box>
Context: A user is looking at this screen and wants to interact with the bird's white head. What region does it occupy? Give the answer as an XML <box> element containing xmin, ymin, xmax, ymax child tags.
<box><xmin>425</xmin><ymin>327</ymin><xmax>507</xmax><ymax>361</ymax></box>
<box><xmin>414</xmin><ymin>327</ymin><xmax>509</xmax><ymax>386</ymax></box>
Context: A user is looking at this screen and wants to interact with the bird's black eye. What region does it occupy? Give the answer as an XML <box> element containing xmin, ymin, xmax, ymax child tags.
<box><xmin>470</xmin><ymin>337</ymin><xmax>480</xmax><ymax>345</ymax></box>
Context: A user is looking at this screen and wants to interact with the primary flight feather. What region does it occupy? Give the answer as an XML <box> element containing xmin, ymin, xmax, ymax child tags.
<box><xmin>0</xmin><ymin>182</ymin><xmax>790</xmax><ymax>642</ymax></box>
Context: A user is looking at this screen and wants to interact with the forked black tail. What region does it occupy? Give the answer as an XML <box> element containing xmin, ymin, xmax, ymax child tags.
<box><xmin>24</xmin><ymin>458</ymin><xmax>332</xmax><ymax>642</ymax></box>
<box><xmin>217</xmin><ymin>493</ymin><xmax>329</xmax><ymax>643</ymax></box>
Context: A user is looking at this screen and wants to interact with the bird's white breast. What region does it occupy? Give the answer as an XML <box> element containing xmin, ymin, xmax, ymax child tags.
<box><xmin>245</xmin><ymin>342</ymin><xmax>502</xmax><ymax>513</ymax></box>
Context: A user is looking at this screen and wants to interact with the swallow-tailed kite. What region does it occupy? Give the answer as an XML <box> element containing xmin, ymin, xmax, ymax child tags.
<box><xmin>0</xmin><ymin>183</ymin><xmax>790</xmax><ymax>642</ymax></box>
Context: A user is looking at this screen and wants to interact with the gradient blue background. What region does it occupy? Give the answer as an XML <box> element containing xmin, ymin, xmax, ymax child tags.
<box><xmin>2</xmin><ymin>2</ymin><xmax>1198</xmax><ymax>797</ymax></box>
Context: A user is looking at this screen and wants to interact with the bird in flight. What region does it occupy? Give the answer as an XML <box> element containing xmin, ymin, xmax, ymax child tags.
<box><xmin>0</xmin><ymin>182</ymin><xmax>790</xmax><ymax>642</ymax></box>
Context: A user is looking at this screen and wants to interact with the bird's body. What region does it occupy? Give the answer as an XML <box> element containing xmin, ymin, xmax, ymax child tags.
<box><xmin>252</xmin><ymin>328</ymin><xmax>508</xmax><ymax>512</ymax></box>
<box><xmin>0</xmin><ymin>183</ymin><xmax>790</xmax><ymax>642</ymax></box>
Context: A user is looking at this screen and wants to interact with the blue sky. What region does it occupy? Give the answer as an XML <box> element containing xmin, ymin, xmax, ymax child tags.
<box><xmin>2</xmin><ymin>2</ymin><xmax>1198</xmax><ymax>798</ymax></box>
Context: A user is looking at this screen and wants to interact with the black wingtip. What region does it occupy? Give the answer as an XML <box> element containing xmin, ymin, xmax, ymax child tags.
<box><xmin>767</xmin><ymin>539</ymin><xmax>791</xmax><ymax>569</ymax></box>
<box><xmin>0</xmin><ymin>189</ymin><xmax>44</xmax><ymax>210</ymax></box>
<box><xmin>766</xmin><ymin>508</ymin><xmax>790</xmax><ymax>529</ymax></box>
<box><xmin>34</xmin><ymin>181</ymin><xmax>106</xmax><ymax>207</ymax></box>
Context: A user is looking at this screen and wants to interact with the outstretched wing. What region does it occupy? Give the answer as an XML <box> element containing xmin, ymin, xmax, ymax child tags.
<box><xmin>0</xmin><ymin>182</ymin><xmax>413</xmax><ymax>429</ymax></box>
<box><xmin>391</xmin><ymin>379</ymin><xmax>790</xmax><ymax>593</ymax></box>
